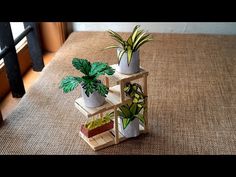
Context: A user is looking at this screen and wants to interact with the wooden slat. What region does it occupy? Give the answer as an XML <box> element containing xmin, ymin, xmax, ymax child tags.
<box><xmin>105</xmin><ymin>76</ymin><xmax>109</xmax><ymax>88</ymax></box>
<box><xmin>88</xmin><ymin>137</ymin><xmax>99</xmax><ymax>147</ymax></box>
<box><xmin>80</xmin><ymin>131</ymin><xmax>115</xmax><ymax>151</ymax></box>
<box><xmin>110</xmin><ymin>64</ymin><xmax>148</xmax><ymax>81</ymax></box>
<box><xmin>106</xmin><ymin>85</ymin><xmax>122</xmax><ymax>105</ymax></box>
<box><xmin>0</xmin><ymin>110</ymin><xmax>3</xmax><ymax>125</ymax></box>
<box><xmin>75</xmin><ymin>97</ymin><xmax>114</xmax><ymax>117</ymax></box>
<box><xmin>100</xmin><ymin>131</ymin><xmax>114</xmax><ymax>142</ymax></box>
<box><xmin>143</xmin><ymin>74</ymin><xmax>148</xmax><ymax>132</ymax></box>
<box><xmin>120</xmin><ymin>81</ymin><xmax>125</xmax><ymax>102</ymax></box>
<box><xmin>114</xmin><ymin>107</ymin><xmax>119</xmax><ymax>144</ymax></box>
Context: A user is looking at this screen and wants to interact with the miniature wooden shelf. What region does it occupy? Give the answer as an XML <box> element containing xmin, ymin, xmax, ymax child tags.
<box><xmin>75</xmin><ymin>64</ymin><xmax>149</xmax><ymax>151</ymax></box>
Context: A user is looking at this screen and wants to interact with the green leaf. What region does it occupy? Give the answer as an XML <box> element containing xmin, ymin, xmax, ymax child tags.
<box><xmin>89</xmin><ymin>62</ymin><xmax>115</xmax><ymax>78</ymax></box>
<box><xmin>135</xmin><ymin>114</ymin><xmax>144</xmax><ymax>123</ymax></box>
<box><xmin>82</xmin><ymin>79</ymin><xmax>96</xmax><ymax>97</ymax></box>
<box><xmin>123</xmin><ymin>86</ymin><xmax>130</xmax><ymax>92</ymax></box>
<box><xmin>96</xmin><ymin>82</ymin><xmax>109</xmax><ymax>97</ymax></box>
<box><xmin>119</xmin><ymin>105</ymin><xmax>131</xmax><ymax>118</ymax></box>
<box><xmin>59</xmin><ymin>76</ymin><xmax>82</xmax><ymax>93</ymax></box>
<box><xmin>132</xmin><ymin>32</ymin><xmax>146</xmax><ymax>50</ymax></box>
<box><xmin>131</xmin><ymin>25</ymin><xmax>140</xmax><ymax>42</ymax></box>
<box><xmin>133</xmin><ymin>98</ymin><xmax>139</xmax><ymax>103</ymax></box>
<box><xmin>121</xmin><ymin>118</ymin><xmax>131</xmax><ymax>129</ymax></box>
<box><xmin>103</xmin><ymin>45</ymin><xmax>120</xmax><ymax>50</ymax></box>
<box><xmin>134</xmin><ymin>36</ymin><xmax>153</xmax><ymax>51</ymax></box>
<box><xmin>89</xmin><ymin>62</ymin><xmax>107</xmax><ymax>76</ymax></box>
<box><xmin>108</xmin><ymin>30</ymin><xmax>125</xmax><ymax>45</ymax></box>
<box><xmin>117</xmin><ymin>49</ymin><xmax>126</xmax><ymax>65</ymax></box>
<box><xmin>127</xmin><ymin>46</ymin><xmax>133</xmax><ymax>65</ymax></box>
<box><xmin>137</xmin><ymin>104</ymin><xmax>142</xmax><ymax>108</ymax></box>
<box><xmin>130</xmin><ymin>103</ymin><xmax>137</xmax><ymax>115</ymax></box>
<box><xmin>127</xmin><ymin>36</ymin><xmax>133</xmax><ymax>46</ymax></box>
<box><xmin>104</xmin><ymin>67</ymin><xmax>115</xmax><ymax>76</ymax></box>
<box><xmin>134</xmin><ymin>93</ymin><xmax>140</xmax><ymax>98</ymax></box>
<box><xmin>72</xmin><ymin>58</ymin><xmax>91</xmax><ymax>75</ymax></box>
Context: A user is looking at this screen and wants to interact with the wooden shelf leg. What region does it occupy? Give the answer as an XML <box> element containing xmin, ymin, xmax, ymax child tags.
<box><xmin>105</xmin><ymin>76</ymin><xmax>109</xmax><ymax>88</ymax></box>
<box><xmin>143</xmin><ymin>74</ymin><xmax>148</xmax><ymax>133</ymax></box>
<box><xmin>0</xmin><ymin>110</ymin><xmax>3</xmax><ymax>126</ymax></box>
<box><xmin>120</xmin><ymin>81</ymin><xmax>125</xmax><ymax>103</ymax></box>
<box><xmin>114</xmin><ymin>106</ymin><xmax>119</xmax><ymax>144</ymax></box>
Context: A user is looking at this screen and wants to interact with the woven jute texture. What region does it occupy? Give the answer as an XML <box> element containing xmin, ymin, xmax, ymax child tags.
<box><xmin>0</xmin><ymin>32</ymin><xmax>236</xmax><ymax>154</ymax></box>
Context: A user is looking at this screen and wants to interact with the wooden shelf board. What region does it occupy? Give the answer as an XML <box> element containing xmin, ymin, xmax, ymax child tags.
<box><xmin>75</xmin><ymin>98</ymin><xmax>114</xmax><ymax>118</ymax></box>
<box><xmin>110</xmin><ymin>64</ymin><xmax>148</xmax><ymax>81</ymax></box>
<box><xmin>80</xmin><ymin>130</ymin><xmax>115</xmax><ymax>151</ymax></box>
<box><xmin>80</xmin><ymin>124</ymin><xmax>145</xmax><ymax>151</ymax></box>
<box><xmin>75</xmin><ymin>85</ymin><xmax>132</xmax><ymax>118</ymax></box>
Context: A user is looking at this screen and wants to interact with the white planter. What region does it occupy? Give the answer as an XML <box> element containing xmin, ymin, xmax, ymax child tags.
<box><xmin>118</xmin><ymin>117</ymin><xmax>140</xmax><ymax>138</ymax></box>
<box><xmin>80</xmin><ymin>85</ymin><xmax>105</xmax><ymax>108</ymax></box>
<box><xmin>116</xmin><ymin>48</ymin><xmax>140</xmax><ymax>75</ymax></box>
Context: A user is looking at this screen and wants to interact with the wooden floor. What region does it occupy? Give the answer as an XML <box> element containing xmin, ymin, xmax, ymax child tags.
<box><xmin>0</xmin><ymin>52</ymin><xmax>55</xmax><ymax>120</ymax></box>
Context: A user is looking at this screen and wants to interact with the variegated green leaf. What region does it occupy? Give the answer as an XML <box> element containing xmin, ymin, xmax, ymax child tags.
<box><xmin>127</xmin><ymin>46</ymin><xmax>133</xmax><ymax>65</ymax></box>
<box><xmin>122</xmin><ymin>118</ymin><xmax>131</xmax><ymax>129</ymax></box>
<box><xmin>119</xmin><ymin>105</ymin><xmax>131</xmax><ymax>118</ymax></box>
<box><xmin>117</xmin><ymin>49</ymin><xmax>126</xmax><ymax>64</ymax></box>
<box><xmin>130</xmin><ymin>103</ymin><xmax>137</xmax><ymax>115</ymax></box>
<box><xmin>131</xmin><ymin>25</ymin><xmax>140</xmax><ymax>42</ymax></box>
<box><xmin>127</xmin><ymin>36</ymin><xmax>133</xmax><ymax>46</ymax></box>
<box><xmin>132</xmin><ymin>32</ymin><xmax>146</xmax><ymax>50</ymax></box>
<box><xmin>103</xmin><ymin>45</ymin><xmax>120</xmax><ymax>50</ymax></box>
<box><xmin>135</xmin><ymin>114</ymin><xmax>144</xmax><ymax>123</ymax></box>
<box><xmin>134</xmin><ymin>37</ymin><xmax>153</xmax><ymax>51</ymax></box>
<box><xmin>108</xmin><ymin>30</ymin><xmax>124</xmax><ymax>45</ymax></box>
<box><xmin>133</xmin><ymin>98</ymin><xmax>138</xmax><ymax>103</ymax></box>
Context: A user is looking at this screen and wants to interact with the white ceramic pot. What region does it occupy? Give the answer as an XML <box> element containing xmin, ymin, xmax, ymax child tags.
<box><xmin>116</xmin><ymin>48</ymin><xmax>140</xmax><ymax>75</ymax></box>
<box><xmin>80</xmin><ymin>85</ymin><xmax>105</xmax><ymax>108</ymax></box>
<box><xmin>118</xmin><ymin>117</ymin><xmax>140</xmax><ymax>138</ymax></box>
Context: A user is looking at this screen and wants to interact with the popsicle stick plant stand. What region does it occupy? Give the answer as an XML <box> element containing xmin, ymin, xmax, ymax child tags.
<box><xmin>75</xmin><ymin>64</ymin><xmax>149</xmax><ymax>151</ymax></box>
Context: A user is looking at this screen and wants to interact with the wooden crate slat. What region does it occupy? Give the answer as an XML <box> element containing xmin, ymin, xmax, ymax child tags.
<box><xmin>100</xmin><ymin>131</ymin><xmax>114</xmax><ymax>142</ymax></box>
<box><xmin>80</xmin><ymin>131</ymin><xmax>115</xmax><ymax>151</ymax></box>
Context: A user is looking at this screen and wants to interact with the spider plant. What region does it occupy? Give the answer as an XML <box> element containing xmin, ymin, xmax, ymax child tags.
<box><xmin>104</xmin><ymin>25</ymin><xmax>152</xmax><ymax>65</ymax></box>
<box><xmin>59</xmin><ymin>58</ymin><xmax>115</xmax><ymax>97</ymax></box>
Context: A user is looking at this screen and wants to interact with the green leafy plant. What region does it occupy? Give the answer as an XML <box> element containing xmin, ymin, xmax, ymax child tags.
<box><xmin>124</xmin><ymin>82</ymin><xmax>146</xmax><ymax>108</ymax></box>
<box><xmin>118</xmin><ymin>82</ymin><xmax>146</xmax><ymax>129</ymax></box>
<box><xmin>118</xmin><ymin>103</ymin><xmax>144</xmax><ymax>129</ymax></box>
<box><xmin>104</xmin><ymin>25</ymin><xmax>152</xmax><ymax>65</ymax></box>
<box><xmin>85</xmin><ymin>112</ymin><xmax>114</xmax><ymax>130</ymax></box>
<box><xmin>59</xmin><ymin>58</ymin><xmax>115</xmax><ymax>97</ymax></box>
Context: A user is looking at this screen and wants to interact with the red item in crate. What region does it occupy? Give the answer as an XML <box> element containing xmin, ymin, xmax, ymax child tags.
<box><xmin>81</xmin><ymin>120</ymin><xmax>114</xmax><ymax>138</ymax></box>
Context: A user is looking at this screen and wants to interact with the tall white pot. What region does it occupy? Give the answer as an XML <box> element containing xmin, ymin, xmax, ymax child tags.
<box><xmin>80</xmin><ymin>85</ymin><xmax>105</xmax><ymax>108</ymax></box>
<box><xmin>116</xmin><ymin>48</ymin><xmax>140</xmax><ymax>75</ymax></box>
<box><xmin>118</xmin><ymin>117</ymin><xmax>140</xmax><ymax>138</ymax></box>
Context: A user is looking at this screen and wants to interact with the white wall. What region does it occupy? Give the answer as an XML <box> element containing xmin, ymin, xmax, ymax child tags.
<box><xmin>71</xmin><ymin>22</ymin><xmax>236</xmax><ymax>35</ymax></box>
